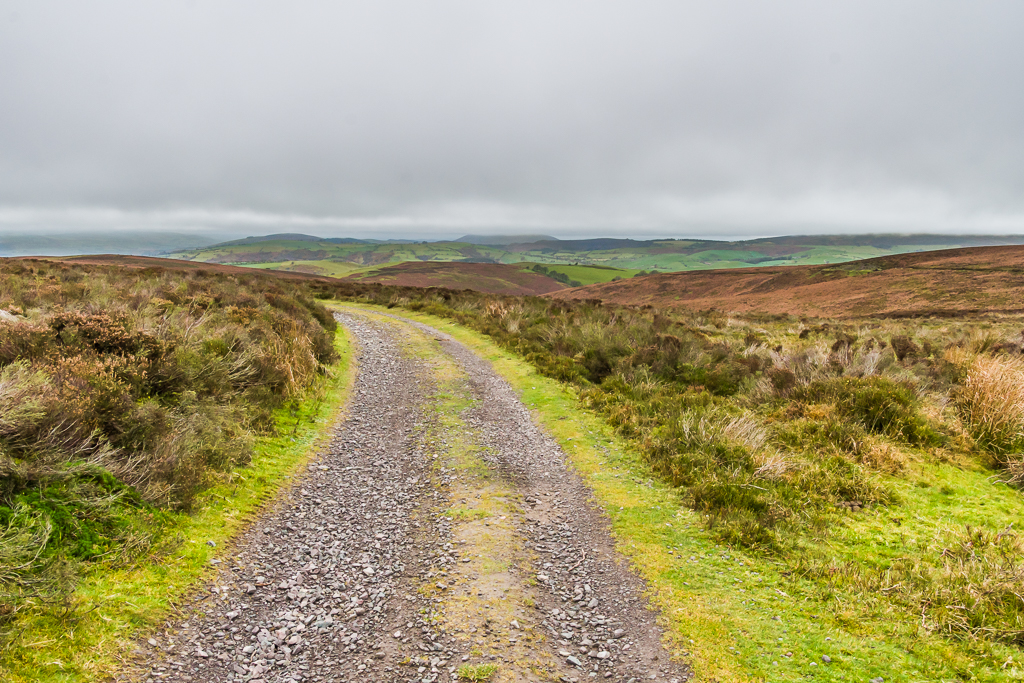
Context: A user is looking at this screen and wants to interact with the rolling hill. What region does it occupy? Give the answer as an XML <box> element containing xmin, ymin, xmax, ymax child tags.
<box><xmin>167</xmin><ymin>233</ymin><xmax>1024</xmax><ymax>276</ymax></box>
<box><xmin>550</xmin><ymin>245</ymin><xmax>1024</xmax><ymax>318</ymax></box>
<box><xmin>23</xmin><ymin>244</ymin><xmax>1024</xmax><ymax>319</ymax></box>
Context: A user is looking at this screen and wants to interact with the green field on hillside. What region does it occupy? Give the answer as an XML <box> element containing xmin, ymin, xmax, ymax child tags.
<box><xmin>178</xmin><ymin>239</ymin><xmax>508</xmax><ymax>267</ymax></box>
<box><xmin>516</xmin><ymin>262</ymin><xmax>641</xmax><ymax>285</ymax></box>
<box><xmin>247</xmin><ymin>259</ymin><xmax>394</xmax><ymax>277</ymax></box>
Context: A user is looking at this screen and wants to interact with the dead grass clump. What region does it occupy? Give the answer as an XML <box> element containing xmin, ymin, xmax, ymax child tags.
<box><xmin>858</xmin><ymin>440</ymin><xmax>909</xmax><ymax>474</ymax></box>
<box><xmin>956</xmin><ymin>354</ymin><xmax>1024</xmax><ymax>455</ymax></box>
<box><xmin>751</xmin><ymin>451</ymin><xmax>795</xmax><ymax>481</ymax></box>
<box><xmin>722</xmin><ymin>415</ymin><xmax>768</xmax><ymax>452</ymax></box>
<box><xmin>0</xmin><ymin>505</ymin><xmax>75</xmax><ymax>627</ymax></box>
<box><xmin>0</xmin><ymin>362</ymin><xmax>50</xmax><ymax>442</ymax></box>
<box><xmin>812</xmin><ymin>525</ymin><xmax>1024</xmax><ymax>644</ymax></box>
<box><xmin>890</xmin><ymin>335</ymin><xmax>920</xmax><ymax>361</ymax></box>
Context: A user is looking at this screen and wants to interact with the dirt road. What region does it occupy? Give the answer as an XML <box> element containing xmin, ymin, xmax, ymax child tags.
<box><xmin>132</xmin><ymin>307</ymin><xmax>689</xmax><ymax>683</ymax></box>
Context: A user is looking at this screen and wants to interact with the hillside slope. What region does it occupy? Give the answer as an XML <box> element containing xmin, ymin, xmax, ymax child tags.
<box><xmin>344</xmin><ymin>261</ymin><xmax>567</xmax><ymax>295</ymax></box>
<box><xmin>550</xmin><ymin>245</ymin><xmax>1024</xmax><ymax>317</ymax></box>
<box><xmin>52</xmin><ymin>254</ymin><xmax>331</xmax><ymax>281</ymax></box>
<box><xmin>168</xmin><ymin>233</ymin><xmax>1024</xmax><ymax>274</ymax></box>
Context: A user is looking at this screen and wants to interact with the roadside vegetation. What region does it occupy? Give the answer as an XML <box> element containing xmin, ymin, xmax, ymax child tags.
<box><xmin>323</xmin><ymin>281</ymin><xmax>1024</xmax><ymax>679</ymax></box>
<box><xmin>0</xmin><ymin>260</ymin><xmax>340</xmax><ymax>653</ymax></box>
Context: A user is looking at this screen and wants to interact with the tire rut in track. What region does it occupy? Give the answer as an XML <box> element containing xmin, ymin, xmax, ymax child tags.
<box><xmin>129</xmin><ymin>309</ymin><xmax>690</xmax><ymax>683</ymax></box>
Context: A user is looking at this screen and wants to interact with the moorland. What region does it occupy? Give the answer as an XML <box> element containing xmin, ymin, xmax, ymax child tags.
<box><xmin>1</xmin><ymin>246</ymin><xmax>1024</xmax><ymax>681</ymax></box>
<box><xmin>552</xmin><ymin>244</ymin><xmax>1024</xmax><ymax>318</ymax></box>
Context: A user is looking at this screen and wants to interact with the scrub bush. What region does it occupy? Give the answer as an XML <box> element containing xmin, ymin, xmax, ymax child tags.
<box><xmin>0</xmin><ymin>260</ymin><xmax>337</xmax><ymax>626</ymax></box>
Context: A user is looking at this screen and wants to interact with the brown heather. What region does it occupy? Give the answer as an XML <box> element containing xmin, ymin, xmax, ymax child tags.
<box><xmin>0</xmin><ymin>259</ymin><xmax>337</xmax><ymax>624</ymax></box>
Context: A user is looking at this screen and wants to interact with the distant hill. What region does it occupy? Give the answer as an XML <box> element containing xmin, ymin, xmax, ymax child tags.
<box><xmin>550</xmin><ymin>245</ymin><xmax>1024</xmax><ymax>318</ymax></box>
<box><xmin>211</xmin><ymin>233</ymin><xmax>372</xmax><ymax>247</ymax></box>
<box><xmin>0</xmin><ymin>232</ymin><xmax>216</xmax><ymax>257</ymax></box>
<box><xmin>214</xmin><ymin>233</ymin><xmax>324</xmax><ymax>246</ymax></box>
<box><xmin>508</xmin><ymin>237</ymin><xmax>658</xmax><ymax>251</ymax></box>
<box><xmin>40</xmin><ymin>244</ymin><xmax>1024</xmax><ymax>314</ymax></box>
<box><xmin>746</xmin><ymin>233</ymin><xmax>1024</xmax><ymax>249</ymax></box>
<box><xmin>168</xmin><ymin>232</ymin><xmax>1024</xmax><ymax>279</ymax></box>
<box><xmin>455</xmin><ymin>234</ymin><xmax>558</xmax><ymax>246</ymax></box>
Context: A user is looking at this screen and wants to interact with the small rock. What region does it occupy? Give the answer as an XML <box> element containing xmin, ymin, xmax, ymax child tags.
<box><xmin>567</xmin><ymin>655</ymin><xmax>583</xmax><ymax>667</ymax></box>
<box><xmin>822</xmin><ymin>655</ymin><xmax>831</xmax><ymax>663</ymax></box>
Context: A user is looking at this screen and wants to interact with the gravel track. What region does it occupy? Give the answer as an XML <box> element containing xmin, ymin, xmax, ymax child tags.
<box><xmin>130</xmin><ymin>309</ymin><xmax>690</xmax><ymax>683</ymax></box>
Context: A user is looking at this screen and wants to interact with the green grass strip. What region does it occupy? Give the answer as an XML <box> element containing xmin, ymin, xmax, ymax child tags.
<box><xmin>0</xmin><ymin>328</ymin><xmax>355</xmax><ymax>683</ymax></box>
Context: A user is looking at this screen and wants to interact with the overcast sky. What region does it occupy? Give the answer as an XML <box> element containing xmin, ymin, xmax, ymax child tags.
<box><xmin>1</xmin><ymin>1</ymin><xmax>1023</xmax><ymax>240</ymax></box>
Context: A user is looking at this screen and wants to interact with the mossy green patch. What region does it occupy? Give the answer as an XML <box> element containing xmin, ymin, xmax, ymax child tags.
<box><xmin>456</xmin><ymin>662</ymin><xmax>499</xmax><ymax>680</ymax></box>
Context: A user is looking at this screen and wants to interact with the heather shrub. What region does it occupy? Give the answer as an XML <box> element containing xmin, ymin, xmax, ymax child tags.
<box><xmin>890</xmin><ymin>334</ymin><xmax>921</xmax><ymax>361</ymax></box>
<box><xmin>0</xmin><ymin>260</ymin><xmax>338</xmax><ymax>625</ymax></box>
<box><xmin>794</xmin><ymin>377</ymin><xmax>942</xmax><ymax>446</ymax></box>
<box><xmin>954</xmin><ymin>354</ymin><xmax>1024</xmax><ymax>487</ymax></box>
<box><xmin>955</xmin><ymin>354</ymin><xmax>1024</xmax><ymax>455</ymax></box>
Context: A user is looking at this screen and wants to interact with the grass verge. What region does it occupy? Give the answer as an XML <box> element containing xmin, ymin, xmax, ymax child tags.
<box><xmin>0</xmin><ymin>326</ymin><xmax>355</xmax><ymax>683</ymax></box>
<box><xmin>338</xmin><ymin>302</ymin><xmax>1024</xmax><ymax>683</ymax></box>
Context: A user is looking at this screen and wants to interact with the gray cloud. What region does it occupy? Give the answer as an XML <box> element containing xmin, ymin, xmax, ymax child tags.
<box><xmin>1</xmin><ymin>1</ymin><xmax>1023</xmax><ymax>239</ymax></box>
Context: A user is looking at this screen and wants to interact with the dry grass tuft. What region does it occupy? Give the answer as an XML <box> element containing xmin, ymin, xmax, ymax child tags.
<box><xmin>859</xmin><ymin>440</ymin><xmax>909</xmax><ymax>474</ymax></box>
<box><xmin>956</xmin><ymin>354</ymin><xmax>1024</xmax><ymax>456</ymax></box>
